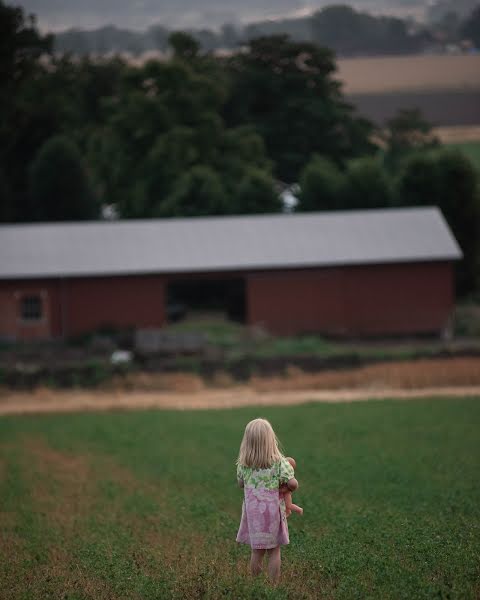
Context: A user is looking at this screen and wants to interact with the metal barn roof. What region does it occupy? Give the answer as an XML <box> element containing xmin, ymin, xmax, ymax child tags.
<box><xmin>0</xmin><ymin>207</ymin><xmax>462</xmax><ymax>279</ymax></box>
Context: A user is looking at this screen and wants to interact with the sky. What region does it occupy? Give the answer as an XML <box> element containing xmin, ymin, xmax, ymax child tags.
<box><xmin>17</xmin><ymin>0</ymin><xmax>430</xmax><ymax>32</ymax></box>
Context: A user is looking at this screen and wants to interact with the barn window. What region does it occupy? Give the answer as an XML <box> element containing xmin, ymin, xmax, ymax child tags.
<box><xmin>20</xmin><ymin>295</ymin><xmax>43</xmax><ymax>321</ymax></box>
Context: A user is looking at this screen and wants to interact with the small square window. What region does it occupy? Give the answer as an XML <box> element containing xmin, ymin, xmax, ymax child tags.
<box><xmin>21</xmin><ymin>295</ymin><xmax>43</xmax><ymax>321</ymax></box>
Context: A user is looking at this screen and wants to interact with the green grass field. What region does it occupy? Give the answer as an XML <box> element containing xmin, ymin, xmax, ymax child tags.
<box><xmin>1</xmin><ymin>399</ymin><xmax>479</xmax><ymax>599</ymax></box>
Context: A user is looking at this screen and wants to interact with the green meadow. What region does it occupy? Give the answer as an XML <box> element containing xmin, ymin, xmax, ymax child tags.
<box><xmin>1</xmin><ymin>398</ymin><xmax>479</xmax><ymax>599</ymax></box>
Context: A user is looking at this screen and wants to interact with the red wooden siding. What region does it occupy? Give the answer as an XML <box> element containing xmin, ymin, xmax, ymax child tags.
<box><xmin>246</xmin><ymin>262</ymin><xmax>454</xmax><ymax>336</ymax></box>
<box><xmin>0</xmin><ymin>262</ymin><xmax>454</xmax><ymax>340</ymax></box>
<box><xmin>0</xmin><ymin>275</ymin><xmax>166</xmax><ymax>339</ymax></box>
<box><xmin>64</xmin><ymin>275</ymin><xmax>166</xmax><ymax>336</ymax></box>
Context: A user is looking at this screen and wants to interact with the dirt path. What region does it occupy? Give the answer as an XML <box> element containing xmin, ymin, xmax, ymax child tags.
<box><xmin>2</xmin><ymin>356</ymin><xmax>480</xmax><ymax>415</ymax></box>
<box><xmin>0</xmin><ymin>385</ymin><xmax>479</xmax><ymax>416</ymax></box>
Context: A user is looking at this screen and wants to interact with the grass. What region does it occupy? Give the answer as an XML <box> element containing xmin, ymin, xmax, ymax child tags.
<box><xmin>165</xmin><ymin>317</ymin><xmax>480</xmax><ymax>364</ymax></box>
<box><xmin>1</xmin><ymin>398</ymin><xmax>479</xmax><ymax>599</ymax></box>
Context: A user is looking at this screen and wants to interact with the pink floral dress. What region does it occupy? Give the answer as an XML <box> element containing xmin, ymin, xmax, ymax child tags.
<box><xmin>236</xmin><ymin>457</ymin><xmax>295</xmax><ymax>549</ymax></box>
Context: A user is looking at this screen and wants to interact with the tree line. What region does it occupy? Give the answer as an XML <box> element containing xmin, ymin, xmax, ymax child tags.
<box><xmin>0</xmin><ymin>2</ymin><xmax>479</xmax><ymax>294</ymax></box>
<box><xmin>53</xmin><ymin>4</ymin><xmax>480</xmax><ymax>57</ymax></box>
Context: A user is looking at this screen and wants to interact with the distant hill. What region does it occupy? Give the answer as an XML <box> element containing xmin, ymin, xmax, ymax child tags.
<box><xmin>22</xmin><ymin>0</ymin><xmax>430</xmax><ymax>31</ymax></box>
<box><xmin>427</xmin><ymin>0</ymin><xmax>478</xmax><ymax>22</ymax></box>
<box><xmin>53</xmin><ymin>5</ymin><xmax>433</xmax><ymax>58</ymax></box>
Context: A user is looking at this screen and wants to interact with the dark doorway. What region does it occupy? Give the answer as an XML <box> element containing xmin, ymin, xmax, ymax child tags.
<box><xmin>166</xmin><ymin>277</ymin><xmax>246</xmax><ymax>323</ymax></box>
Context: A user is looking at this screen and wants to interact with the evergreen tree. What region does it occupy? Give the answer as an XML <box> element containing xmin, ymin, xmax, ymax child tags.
<box><xmin>28</xmin><ymin>136</ymin><xmax>98</xmax><ymax>221</ymax></box>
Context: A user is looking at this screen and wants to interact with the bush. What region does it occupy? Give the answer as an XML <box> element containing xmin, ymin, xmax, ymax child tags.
<box><xmin>343</xmin><ymin>157</ymin><xmax>394</xmax><ymax>209</ymax></box>
<box><xmin>297</xmin><ymin>155</ymin><xmax>345</xmax><ymax>211</ymax></box>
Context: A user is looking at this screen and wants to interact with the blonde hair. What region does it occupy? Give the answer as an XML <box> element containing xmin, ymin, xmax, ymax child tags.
<box><xmin>237</xmin><ymin>418</ymin><xmax>282</xmax><ymax>469</ymax></box>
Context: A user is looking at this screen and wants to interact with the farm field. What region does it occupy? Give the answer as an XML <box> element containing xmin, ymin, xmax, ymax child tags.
<box><xmin>337</xmin><ymin>54</ymin><xmax>480</xmax><ymax>127</ymax></box>
<box><xmin>1</xmin><ymin>398</ymin><xmax>479</xmax><ymax>599</ymax></box>
<box><xmin>347</xmin><ymin>89</ymin><xmax>480</xmax><ymax>127</ymax></box>
<box><xmin>337</xmin><ymin>55</ymin><xmax>480</xmax><ymax>95</ymax></box>
<box><xmin>435</xmin><ymin>126</ymin><xmax>480</xmax><ymax>144</ymax></box>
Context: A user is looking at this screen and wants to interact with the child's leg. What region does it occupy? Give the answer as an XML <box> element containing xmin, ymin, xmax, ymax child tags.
<box><xmin>266</xmin><ymin>546</ymin><xmax>281</xmax><ymax>583</ymax></box>
<box><xmin>250</xmin><ymin>548</ymin><xmax>266</xmax><ymax>576</ymax></box>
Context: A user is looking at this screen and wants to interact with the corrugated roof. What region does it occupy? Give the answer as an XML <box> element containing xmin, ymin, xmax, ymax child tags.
<box><xmin>0</xmin><ymin>207</ymin><xmax>462</xmax><ymax>279</ymax></box>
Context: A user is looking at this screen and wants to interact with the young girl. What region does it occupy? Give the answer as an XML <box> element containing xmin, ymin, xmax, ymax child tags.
<box><xmin>236</xmin><ymin>418</ymin><xmax>299</xmax><ymax>582</ymax></box>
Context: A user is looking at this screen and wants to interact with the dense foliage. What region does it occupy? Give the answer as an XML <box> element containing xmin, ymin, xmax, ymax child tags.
<box><xmin>223</xmin><ymin>35</ymin><xmax>376</xmax><ymax>182</ymax></box>
<box><xmin>28</xmin><ymin>135</ymin><xmax>99</xmax><ymax>221</ymax></box>
<box><xmin>0</xmin><ymin>5</ymin><xmax>374</xmax><ymax>220</ymax></box>
<box><xmin>1</xmin><ymin>2</ymin><xmax>479</xmax><ymax>293</ymax></box>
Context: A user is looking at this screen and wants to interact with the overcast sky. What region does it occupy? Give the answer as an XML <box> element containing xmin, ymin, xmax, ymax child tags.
<box><xmin>18</xmin><ymin>0</ymin><xmax>428</xmax><ymax>32</ymax></box>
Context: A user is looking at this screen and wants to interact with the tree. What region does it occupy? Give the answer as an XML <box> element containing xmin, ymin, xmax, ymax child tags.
<box><xmin>148</xmin><ymin>25</ymin><xmax>169</xmax><ymax>52</ymax></box>
<box><xmin>168</xmin><ymin>31</ymin><xmax>200</xmax><ymax>60</ymax></box>
<box><xmin>0</xmin><ymin>168</ymin><xmax>13</xmax><ymax>222</ymax></box>
<box><xmin>435</xmin><ymin>150</ymin><xmax>480</xmax><ymax>294</ymax></box>
<box><xmin>224</xmin><ymin>34</ymin><xmax>376</xmax><ymax>183</ymax></box>
<box><xmin>233</xmin><ymin>169</ymin><xmax>282</xmax><ymax>214</ymax></box>
<box><xmin>0</xmin><ymin>1</ymin><xmax>53</xmax><ymax>220</ymax></box>
<box><xmin>0</xmin><ymin>1</ymin><xmax>52</xmax><ymax>97</ymax></box>
<box><xmin>217</xmin><ymin>126</ymin><xmax>272</xmax><ymax>177</ymax></box>
<box><xmin>344</xmin><ymin>157</ymin><xmax>394</xmax><ymax>209</ymax></box>
<box><xmin>434</xmin><ymin>11</ymin><xmax>461</xmax><ymax>41</ymax></box>
<box><xmin>95</xmin><ymin>55</ymin><xmax>276</xmax><ymax>219</ymax></box>
<box><xmin>395</xmin><ymin>152</ymin><xmax>438</xmax><ymax>207</ymax></box>
<box><xmin>383</xmin><ymin>109</ymin><xmax>439</xmax><ymax>170</ymax></box>
<box><xmin>461</xmin><ymin>5</ymin><xmax>480</xmax><ymax>47</ymax></box>
<box><xmin>155</xmin><ymin>166</ymin><xmax>228</xmax><ymax>217</ymax></box>
<box><xmin>311</xmin><ymin>5</ymin><xmax>428</xmax><ymax>56</ymax></box>
<box><xmin>221</xmin><ymin>24</ymin><xmax>239</xmax><ymax>48</ymax></box>
<box><xmin>121</xmin><ymin>126</ymin><xmax>198</xmax><ymax>218</ymax></box>
<box><xmin>397</xmin><ymin>149</ymin><xmax>480</xmax><ymax>294</ymax></box>
<box><xmin>28</xmin><ymin>136</ymin><xmax>98</xmax><ymax>221</ymax></box>
<box><xmin>297</xmin><ymin>155</ymin><xmax>345</xmax><ymax>211</ymax></box>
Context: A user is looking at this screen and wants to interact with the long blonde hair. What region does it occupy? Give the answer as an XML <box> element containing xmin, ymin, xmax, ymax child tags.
<box><xmin>237</xmin><ymin>418</ymin><xmax>282</xmax><ymax>469</ymax></box>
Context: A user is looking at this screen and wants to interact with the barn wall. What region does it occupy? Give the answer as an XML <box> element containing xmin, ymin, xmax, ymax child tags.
<box><xmin>64</xmin><ymin>275</ymin><xmax>166</xmax><ymax>337</ymax></box>
<box><xmin>0</xmin><ymin>275</ymin><xmax>166</xmax><ymax>340</ymax></box>
<box><xmin>246</xmin><ymin>262</ymin><xmax>455</xmax><ymax>336</ymax></box>
<box><xmin>0</xmin><ymin>262</ymin><xmax>455</xmax><ymax>340</ymax></box>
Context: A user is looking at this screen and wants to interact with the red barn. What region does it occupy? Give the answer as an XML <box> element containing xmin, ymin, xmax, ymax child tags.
<box><xmin>0</xmin><ymin>207</ymin><xmax>462</xmax><ymax>340</ymax></box>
